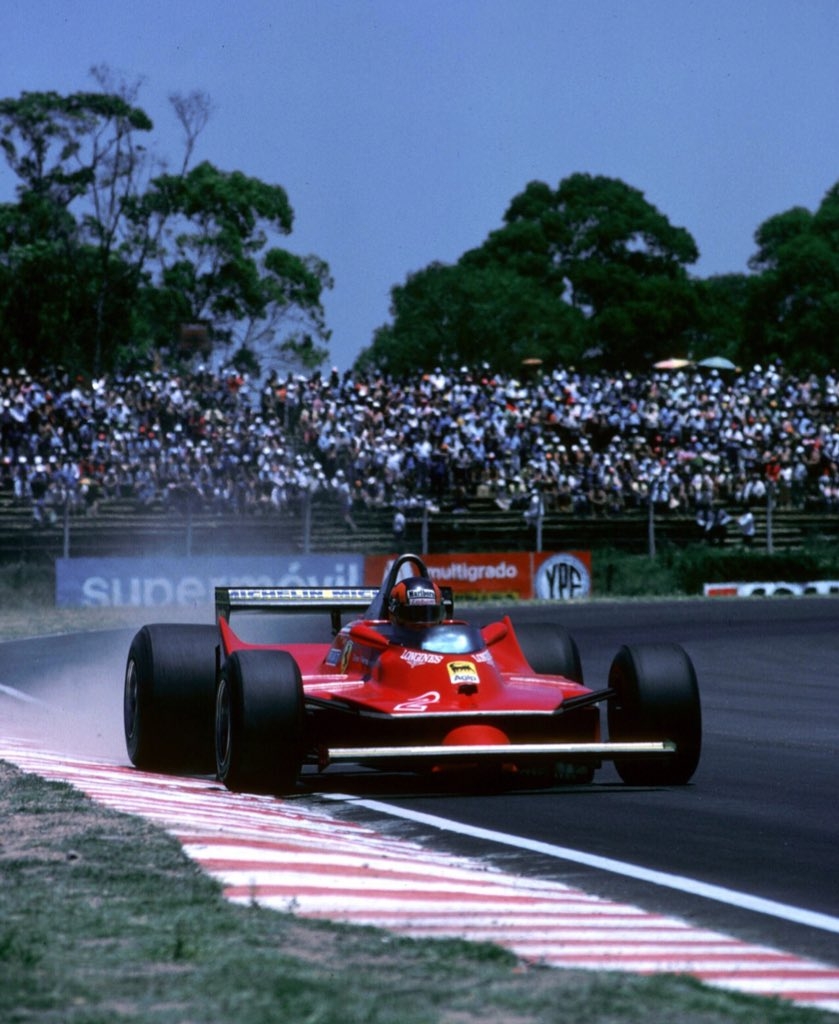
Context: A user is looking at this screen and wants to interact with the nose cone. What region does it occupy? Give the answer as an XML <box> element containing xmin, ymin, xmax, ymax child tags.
<box><xmin>442</xmin><ymin>724</ymin><xmax>509</xmax><ymax>747</ymax></box>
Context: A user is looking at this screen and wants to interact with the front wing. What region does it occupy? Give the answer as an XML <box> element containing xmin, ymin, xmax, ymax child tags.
<box><xmin>324</xmin><ymin>739</ymin><xmax>675</xmax><ymax>767</ymax></box>
<box><xmin>305</xmin><ymin>685</ymin><xmax>680</xmax><ymax>769</ymax></box>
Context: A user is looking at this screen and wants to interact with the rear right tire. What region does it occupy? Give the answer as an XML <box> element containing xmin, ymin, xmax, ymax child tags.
<box><xmin>123</xmin><ymin>624</ymin><xmax>218</xmax><ymax>774</ymax></box>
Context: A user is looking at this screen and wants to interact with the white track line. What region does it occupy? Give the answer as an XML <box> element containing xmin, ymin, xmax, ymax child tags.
<box><xmin>2</xmin><ymin>739</ymin><xmax>838</xmax><ymax>1015</ymax></box>
<box><xmin>326</xmin><ymin>794</ymin><xmax>839</xmax><ymax>936</ymax></box>
<box><xmin>0</xmin><ymin>682</ymin><xmax>52</xmax><ymax>706</ymax></box>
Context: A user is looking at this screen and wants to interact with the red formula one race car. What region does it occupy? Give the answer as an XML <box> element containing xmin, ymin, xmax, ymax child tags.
<box><xmin>124</xmin><ymin>553</ymin><xmax>701</xmax><ymax>794</ymax></box>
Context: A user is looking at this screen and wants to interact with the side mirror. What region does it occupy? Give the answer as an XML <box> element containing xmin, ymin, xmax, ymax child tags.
<box><xmin>348</xmin><ymin>623</ymin><xmax>390</xmax><ymax>651</ymax></box>
<box><xmin>482</xmin><ymin>621</ymin><xmax>508</xmax><ymax>646</ymax></box>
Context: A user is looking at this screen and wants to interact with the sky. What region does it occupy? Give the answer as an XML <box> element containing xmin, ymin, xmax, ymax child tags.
<box><xmin>3</xmin><ymin>0</ymin><xmax>839</xmax><ymax>371</ymax></box>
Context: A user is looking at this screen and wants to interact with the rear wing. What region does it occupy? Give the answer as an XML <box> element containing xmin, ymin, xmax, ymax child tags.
<box><xmin>215</xmin><ymin>586</ymin><xmax>379</xmax><ymax>634</ymax></box>
<box><xmin>215</xmin><ymin>583</ymin><xmax>455</xmax><ymax>633</ymax></box>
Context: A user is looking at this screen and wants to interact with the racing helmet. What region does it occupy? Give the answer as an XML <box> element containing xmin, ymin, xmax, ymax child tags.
<box><xmin>388</xmin><ymin>576</ymin><xmax>444</xmax><ymax>627</ymax></box>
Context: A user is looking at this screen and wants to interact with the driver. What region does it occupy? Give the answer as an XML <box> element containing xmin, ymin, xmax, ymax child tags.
<box><xmin>388</xmin><ymin>576</ymin><xmax>445</xmax><ymax>628</ymax></box>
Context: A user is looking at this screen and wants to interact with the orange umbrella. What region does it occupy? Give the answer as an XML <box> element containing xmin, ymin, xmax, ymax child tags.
<box><xmin>653</xmin><ymin>358</ymin><xmax>692</xmax><ymax>370</ymax></box>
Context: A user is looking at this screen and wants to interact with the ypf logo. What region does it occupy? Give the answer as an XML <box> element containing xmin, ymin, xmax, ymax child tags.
<box><xmin>535</xmin><ymin>553</ymin><xmax>591</xmax><ymax>601</ymax></box>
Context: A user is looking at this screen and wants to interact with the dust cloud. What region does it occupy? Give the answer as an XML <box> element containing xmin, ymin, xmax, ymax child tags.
<box><xmin>2</xmin><ymin>648</ymin><xmax>129</xmax><ymax>762</ymax></box>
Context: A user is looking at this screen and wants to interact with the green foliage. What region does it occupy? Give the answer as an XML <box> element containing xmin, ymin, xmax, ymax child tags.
<box><xmin>4</xmin><ymin>74</ymin><xmax>839</xmax><ymax>378</ymax></box>
<box><xmin>0</xmin><ymin>79</ymin><xmax>331</xmax><ymax>376</ymax></box>
<box><xmin>595</xmin><ymin>548</ymin><xmax>682</xmax><ymax>597</ymax></box>
<box><xmin>743</xmin><ymin>186</ymin><xmax>839</xmax><ymax>373</ymax></box>
<box><xmin>689</xmin><ymin>274</ymin><xmax>750</xmax><ymax>363</ymax></box>
<box><xmin>362</xmin><ymin>170</ymin><xmax>839</xmax><ymax>377</ymax></box>
<box><xmin>590</xmin><ymin>542</ymin><xmax>839</xmax><ymax>598</ymax></box>
<box><xmin>279</xmin><ymin>332</ymin><xmax>332</xmax><ymax>372</ymax></box>
<box><xmin>0</xmin><ymin>89</ymin><xmax>152</xmax><ymax>204</ymax></box>
<box><xmin>359</xmin><ymin>259</ymin><xmax>587</xmax><ymax>375</ymax></box>
<box><xmin>364</xmin><ymin>173</ymin><xmax>702</xmax><ymax>374</ymax></box>
<box><xmin>671</xmin><ymin>544</ymin><xmax>839</xmax><ymax>595</ymax></box>
<box><xmin>138</xmin><ymin>160</ymin><xmax>331</xmax><ymax>353</ymax></box>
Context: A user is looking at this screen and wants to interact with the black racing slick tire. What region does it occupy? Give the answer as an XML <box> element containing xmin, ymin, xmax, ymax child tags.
<box><xmin>124</xmin><ymin>624</ymin><xmax>218</xmax><ymax>774</ymax></box>
<box><xmin>607</xmin><ymin>643</ymin><xmax>701</xmax><ymax>786</ymax></box>
<box><xmin>513</xmin><ymin>621</ymin><xmax>584</xmax><ymax>684</ymax></box>
<box><xmin>512</xmin><ymin>621</ymin><xmax>590</xmax><ymax>784</ymax></box>
<box><xmin>215</xmin><ymin>650</ymin><xmax>305</xmax><ymax>795</ymax></box>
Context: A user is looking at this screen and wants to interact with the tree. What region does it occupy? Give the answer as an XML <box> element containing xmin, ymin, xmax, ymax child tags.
<box><xmin>0</xmin><ymin>86</ymin><xmax>153</xmax><ymax>204</ymax></box>
<box><xmin>505</xmin><ymin>174</ymin><xmax>700</xmax><ymax>367</ymax></box>
<box><xmin>745</xmin><ymin>186</ymin><xmax>839</xmax><ymax>372</ymax></box>
<box><xmin>279</xmin><ymin>332</ymin><xmax>331</xmax><ymax>373</ymax></box>
<box><xmin>139</xmin><ymin>161</ymin><xmax>332</xmax><ymax>370</ymax></box>
<box><xmin>689</xmin><ymin>273</ymin><xmax>751</xmax><ymax>364</ymax></box>
<box><xmin>0</xmin><ymin>75</ymin><xmax>332</xmax><ymax>376</ymax></box>
<box><xmin>0</xmin><ymin>83</ymin><xmax>155</xmax><ymax>371</ymax></box>
<box><xmin>360</xmin><ymin>173</ymin><xmax>700</xmax><ymax>374</ymax></box>
<box><xmin>357</xmin><ymin>258</ymin><xmax>587</xmax><ymax>376</ymax></box>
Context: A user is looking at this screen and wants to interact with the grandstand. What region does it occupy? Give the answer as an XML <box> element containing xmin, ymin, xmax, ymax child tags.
<box><xmin>2</xmin><ymin>488</ymin><xmax>836</xmax><ymax>563</ymax></box>
<box><xmin>3</xmin><ymin>360</ymin><xmax>839</xmax><ymax>569</ymax></box>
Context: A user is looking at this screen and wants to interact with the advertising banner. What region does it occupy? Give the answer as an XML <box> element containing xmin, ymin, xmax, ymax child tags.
<box><xmin>704</xmin><ymin>579</ymin><xmax>839</xmax><ymax>597</ymax></box>
<box><xmin>365</xmin><ymin>552</ymin><xmax>531</xmax><ymax>598</ymax></box>
<box><xmin>365</xmin><ymin>551</ymin><xmax>592</xmax><ymax>601</ymax></box>
<box><xmin>56</xmin><ymin>554</ymin><xmax>365</xmax><ymax>608</ymax></box>
<box><xmin>532</xmin><ymin>551</ymin><xmax>592</xmax><ymax>601</ymax></box>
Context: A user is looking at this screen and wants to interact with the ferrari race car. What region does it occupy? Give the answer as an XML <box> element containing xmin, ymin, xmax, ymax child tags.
<box><xmin>124</xmin><ymin>553</ymin><xmax>701</xmax><ymax>793</ymax></box>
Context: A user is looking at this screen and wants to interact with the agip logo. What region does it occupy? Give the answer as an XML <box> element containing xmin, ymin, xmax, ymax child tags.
<box><xmin>534</xmin><ymin>553</ymin><xmax>591</xmax><ymax>601</ymax></box>
<box><xmin>447</xmin><ymin>661</ymin><xmax>480</xmax><ymax>686</ymax></box>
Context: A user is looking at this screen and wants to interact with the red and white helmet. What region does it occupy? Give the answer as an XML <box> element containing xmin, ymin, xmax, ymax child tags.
<box><xmin>388</xmin><ymin>576</ymin><xmax>444</xmax><ymax>627</ymax></box>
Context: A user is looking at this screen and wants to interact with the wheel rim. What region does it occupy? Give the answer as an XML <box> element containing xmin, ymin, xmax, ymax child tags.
<box><xmin>124</xmin><ymin>659</ymin><xmax>139</xmax><ymax>742</ymax></box>
<box><xmin>215</xmin><ymin>677</ymin><xmax>232</xmax><ymax>776</ymax></box>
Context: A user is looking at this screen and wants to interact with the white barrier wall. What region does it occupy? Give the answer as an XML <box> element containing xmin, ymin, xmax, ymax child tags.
<box><xmin>704</xmin><ymin>580</ymin><xmax>839</xmax><ymax>597</ymax></box>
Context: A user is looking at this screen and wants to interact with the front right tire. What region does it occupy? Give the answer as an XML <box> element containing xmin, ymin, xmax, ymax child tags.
<box><xmin>215</xmin><ymin>649</ymin><xmax>305</xmax><ymax>795</ymax></box>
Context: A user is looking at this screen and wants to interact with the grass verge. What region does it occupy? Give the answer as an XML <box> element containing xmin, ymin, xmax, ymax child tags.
<box><xmin>0</xmin><ymin>765</ymin><xmax>834</xmax><ymax>1022</ymax></box>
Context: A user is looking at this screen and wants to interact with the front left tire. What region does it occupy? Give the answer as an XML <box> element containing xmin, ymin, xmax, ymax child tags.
<box><xmin>608</xmin><ymin>642</ymin><xmax>701</xmax><ymax>785</ymax></box>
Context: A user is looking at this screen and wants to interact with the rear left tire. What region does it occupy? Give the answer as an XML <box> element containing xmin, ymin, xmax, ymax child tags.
<box><xmin>513</xmin><ymin>621</ymin><xmax>584</xmax><ymax>683</ymax></box>
<box><xmin>512</xmin><ymin>621</ymin><xmax>591</xmax><ymax>783</ymax></box>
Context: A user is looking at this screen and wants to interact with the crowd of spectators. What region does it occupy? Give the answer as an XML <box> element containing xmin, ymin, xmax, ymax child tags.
<box><xmin>2</xmin><ymin>360</ymin><xmax>839</xmax><ymax>538</ymax></box>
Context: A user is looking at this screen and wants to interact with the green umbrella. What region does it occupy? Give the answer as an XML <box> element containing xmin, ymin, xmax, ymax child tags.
<box><xmin>698</xmin><ymin>356</ymin><xmax>738</xmax><ymax>371</ymax></box>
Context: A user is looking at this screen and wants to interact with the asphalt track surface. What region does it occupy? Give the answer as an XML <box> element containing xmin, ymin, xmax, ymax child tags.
<box><xmin>1</xmin><ymin>596</ymin><xmax>837</xmax><ymax>971</ymax></box>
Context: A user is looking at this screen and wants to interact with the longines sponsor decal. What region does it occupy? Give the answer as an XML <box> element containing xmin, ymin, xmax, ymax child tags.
<box><xmin>400</xmin><ymin>650</ymin><xmax>445</xmax><ymax>667</ymax></box>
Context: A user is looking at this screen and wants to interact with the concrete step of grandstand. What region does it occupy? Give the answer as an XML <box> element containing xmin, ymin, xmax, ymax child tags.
<box><xmin>1</xmin><ymin>490</ymin><xmax>837</xmax><ymax>562</ymax></box>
